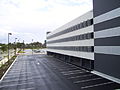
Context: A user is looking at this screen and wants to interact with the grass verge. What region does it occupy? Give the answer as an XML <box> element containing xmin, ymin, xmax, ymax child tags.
<box><xmin>18</xmin><ymin>50</ymin><xmax>25</xmax><ymax>53</ymax></box>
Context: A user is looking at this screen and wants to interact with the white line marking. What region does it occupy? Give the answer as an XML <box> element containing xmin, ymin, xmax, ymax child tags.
<box><xmin>61</xmin><ymin>70</ymin><xmax>82</xmax><ymax>73</ymax></box>
<box><xmin>0</xmin><ymin>82</ymin><xmax>34</xmax><ymax>88</ymax></box>
<box><xmin>63</xmin><ymin>72</ymin><xmax>85</xmax><ymax>75</ymax></box>
<box><xmin>58</xmin><ymin>68</ymin><xmax>77</xmax><ymax>71</ymax></box>
<box><xmin>37</xmin><ymin>63</ymin><xmax>40</xmax><ymax>65</ymax></box>
<box><xmin>81</xmin><ymin>82</ymin><xmax>114</xmax><ymax>89</ymax></box>
<box><xmin>68</xmin><ymin>74</ymin><xmax>94</xmax><ymax>79</ymax></box>
<box><xmin>74</xmin><ymin>78</ymin><xmax>102</xmax><ymax>84</ymax></box>
<box><xmin>1</xmin><ymin>77</ymin><xmax>33</xmax><ymax>83</ymax></box>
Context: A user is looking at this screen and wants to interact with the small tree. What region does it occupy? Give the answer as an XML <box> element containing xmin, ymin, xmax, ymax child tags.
<box><xmin>0</xmin><ymin>45</ymin><xmax>7</xmax><ymax>52</ymax></box>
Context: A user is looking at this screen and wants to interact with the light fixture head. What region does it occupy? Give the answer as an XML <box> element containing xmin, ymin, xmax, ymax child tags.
<box><xmin>9</xmin><ymin>33</ymin><xmax>12</xmax><ymax>35</ymax></box>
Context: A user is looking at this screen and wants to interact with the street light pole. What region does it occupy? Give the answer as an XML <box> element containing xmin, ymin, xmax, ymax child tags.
<box><xmin>15</xmin><ymin>38</ymin><xmax>17</xmax><ymax>56</ymax></box>
<box><xmin>8</xmin><ymin>33</ymin><xmax>12</xmax><ymax>61</ymax></box>
<box><xmin>32</xmin><ymin>39</ymin><xmax>33</xmax><ymax>55</ymax></box>
<box><xmin>23</xmin><ymin>40</ymin><xmax>24</xmax><ymax>51</ymax></box>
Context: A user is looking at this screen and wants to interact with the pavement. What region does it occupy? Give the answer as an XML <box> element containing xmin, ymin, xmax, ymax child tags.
<box><xmin>0</xmin><ymin>54</ymin><xmax>120</xmax><ymax>90</ymax></box>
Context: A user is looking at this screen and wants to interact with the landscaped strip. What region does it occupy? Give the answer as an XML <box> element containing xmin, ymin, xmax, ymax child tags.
<box><xmin>0</xmin><ymin>55</ymin><xmax>17</xmax><ymax>80</ymax></box>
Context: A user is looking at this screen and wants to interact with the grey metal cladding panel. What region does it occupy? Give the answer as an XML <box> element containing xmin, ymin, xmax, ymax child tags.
<box><xmin>95</xmin><ymin>36</ymin><xmax>120</xmax><ymax>46</ymax></box>
<box><xmin>94</xmin><ymin>16</ymin><xmax>120</xmax><ymax>32</ymax></box>
<box><xmin>93</xmin><ymin>0</ymin><xmax>120</xmax><ymax>17</ymax></box>
<box><xmin>94</xmin><ymin>53</ymin><xmax>120</xmax><ymax>79</ymax></box>
<box><xmin>94</xmin><ymin>27</ymin><xmax>120</xmax><ymax>39</ymax></box>
<box><xmin>94</xmin><ymin>46</ymin><xmax>120</xmax><ymax>55</ymax></box>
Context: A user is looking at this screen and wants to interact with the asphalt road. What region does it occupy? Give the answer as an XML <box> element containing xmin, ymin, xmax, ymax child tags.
<box><xmin>0</xmin><ymin>54</ymin><xmax>120</xmax><ymax>90</ymax></box>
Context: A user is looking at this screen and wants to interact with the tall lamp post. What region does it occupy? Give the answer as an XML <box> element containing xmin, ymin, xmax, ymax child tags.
<box><xmin>15</xmin><ymin>38</ymin><xmax>17</xmax><ymax>56</ymax></box>
<box><xmin>32</xmin><ymin>39</ymin><xmax>33</xmax><ymax>55</ymax></box>
<box><xmin>8</xmin><ymin>33</ymin><xmax>12</xmax><ymax>60</ymax></box>
<box><xmin>23</xmin><ymin>40</ymin><xmax>25</xmax><ymax>51</ymax></box>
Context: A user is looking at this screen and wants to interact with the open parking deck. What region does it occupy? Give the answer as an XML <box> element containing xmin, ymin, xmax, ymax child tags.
<box><xmin>0</xmin><ymin>54</ymin><xmax>120</xmax><ymax>90</ymax></box>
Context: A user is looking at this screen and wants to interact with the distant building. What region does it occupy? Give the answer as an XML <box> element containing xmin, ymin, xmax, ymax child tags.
<box><xmin>46</xmin><ymin>0</ymin><xmax>120</xmax><ymax>84</ymax></box>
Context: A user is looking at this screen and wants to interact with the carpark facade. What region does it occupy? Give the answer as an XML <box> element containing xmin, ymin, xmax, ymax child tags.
<box><xmin>47</xmin><ymin>0</ymin><xmax>120</xmax><ymax>84</ymax></box>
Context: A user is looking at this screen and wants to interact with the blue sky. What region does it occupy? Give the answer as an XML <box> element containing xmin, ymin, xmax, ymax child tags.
<box><xmin>0</xmin><ymin>0</ymin><xmax>92</xmax><ymax>44</ymax></box>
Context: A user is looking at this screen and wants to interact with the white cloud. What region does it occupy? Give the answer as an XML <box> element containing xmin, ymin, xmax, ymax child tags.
<box><xmin>0</xmin><ymin>0</ymin><xmax>93</xmax><ymax>43</ymax></box>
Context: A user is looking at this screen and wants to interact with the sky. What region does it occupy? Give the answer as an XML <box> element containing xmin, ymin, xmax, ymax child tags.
<box><xmin>0</xmin><ymin>0</ymin><xmax>93</xmax><ymax>44</ymax></box>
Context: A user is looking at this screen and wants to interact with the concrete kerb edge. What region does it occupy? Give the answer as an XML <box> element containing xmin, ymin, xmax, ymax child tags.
<box><xmin>0</xmin><ymin>55</ymin><xmax>19</xmax><ymax>82</ymax></box>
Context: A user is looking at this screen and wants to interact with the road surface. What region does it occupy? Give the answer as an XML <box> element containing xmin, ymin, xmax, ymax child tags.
<box><xmin>0</xmin><ymin>54</ymin><xmax>120</xmax><ymax>90</ymax></box>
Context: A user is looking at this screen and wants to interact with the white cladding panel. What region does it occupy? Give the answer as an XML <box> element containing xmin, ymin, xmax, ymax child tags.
<box><xmin>47</xmin><ymin>49</ymin><xmax>94</xmax><ymax>60</ymax></box>
<box><xmin>47</xmin><ymin>10</ymin><xmax>94</xmax><ymax>60</ymax></box>
<box><xmin>47</xmin><ymin>39</ymin><xmax>94</xmax><ymax>47</ymax></box>
<box><xmin>47</xmin><ymin>10</ymin><xmax>93</xmax><ymax>38</ymax></box>
<box><xmin>47</xmin><ymin>25</ymin><xmax>93</xmax><ymax>42</ymax></box>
